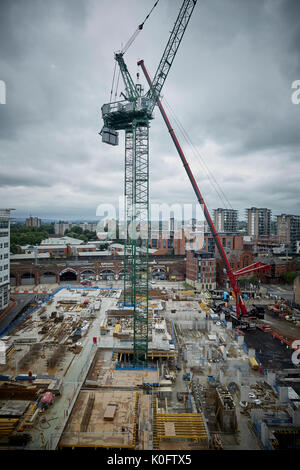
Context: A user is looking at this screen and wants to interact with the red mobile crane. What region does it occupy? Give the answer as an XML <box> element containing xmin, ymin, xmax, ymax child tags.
<box><xmin>138</xmin><ymin>60</ymin><xmax>271</xmax><ymax>320</ymax></box>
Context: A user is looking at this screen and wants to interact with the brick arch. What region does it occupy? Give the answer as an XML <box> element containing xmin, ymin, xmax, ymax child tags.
<box><xmin>79</xmin><ymin>268</ymin><xmax>96</xmax><ymax>274</ymax></box>
<box><xmin>99</xmin><ymin>269</ymin><xmax>115</xmax><ymax>280</ymax></box>
<box><xmin>152</xmin><ymin>267</ymin><xmax>166</xmax><ymax>280</ymax></box>
<box><xmin>79</xmin><ymin>269</ymin><xmax>96</xmax><ymax>281</ymax></box>
<box><xmin>40</xmin><ymin>271</ymin><xmax>59</xmax><ymax>284</ymax></box>
<box><xmin>117</xmin><ymin>269</ymin><xmax>126</xmax><ymax>280</ymax></box>
<box><xmin>59</xmin><ymin>268</ymin><xmax>78</xmax><ymax>282</ymax></box>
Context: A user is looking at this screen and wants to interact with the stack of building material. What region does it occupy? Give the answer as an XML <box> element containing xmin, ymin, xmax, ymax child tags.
<box><xmin>80</xmin><ymin>392</ymin><xmax>95</xmax><ymax>432</ymax></box>
<box><xmin>0</xmin><ymin>417</ymin><xmax>19</xmax><ymax>437</ymax></box>
<box><xmin>0</xmin><ymin>400</ymin><xmax>31</xmax><ymax>437</ymax></box>
<box><xmin>0</xmin><ymin>382</ymin><xmax>39</xmax><ymax>400</ymax></box>
<box><xmin>104</xmin><ymin>403</ymin><xmax>118</xmax><ymax>421</ymax></box>
<box><xmin>16</xmin><ymin>403</ymin><xmax>38</xmax><ymax>432</ymax></box>
<box><xmin>0</xmin><ymin>337</ymin><xmax>15</xmax><ymax>365</ymax></box>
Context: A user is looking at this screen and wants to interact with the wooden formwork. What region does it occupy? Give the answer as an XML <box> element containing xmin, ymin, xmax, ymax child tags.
<box><xmin>58</xmin><ymin>390</ymin><xmax>139</xmax><ymax>449</ymax></box>
<box><xmin>152</xmin><ymin>397</ymin><xmax>208</xmax><ymax>450</ymax></box>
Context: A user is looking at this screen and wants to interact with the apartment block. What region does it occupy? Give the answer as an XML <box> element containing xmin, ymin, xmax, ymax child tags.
<box><xmin>25</xmin><ymin>216</ymin><xmax>41</xmax><ymax>228</ymax></box>
<box><xmin>214</xmin><ymin>208</ymin><xmax>238</xmax><ymax>233</ymax></box>
<box><xmin>203</xmin><ymin>232</ymin><xmax>243</xmax><ymax>256</ymax></box>
<box><xmin>246</xmin><ymin>207</ymin><xmax>271</xmax><ymax>237</ymax></box>
<box><xmin>276</xmin><ymin>214</ymin><xmax>300</xmax><ymax>253</ymax></box>
<box><xmin>186</xmin><ymin>250</ymin><xmax>216</xmax><ymax>290</ymax></box>
<box><xmin>0</xmin><ymin>209</ymin><xmax>13</xmax><ymax>311</ymax></box>
<box><xmin>54</xmin><ymin>222</ymin><xmax>97</xmax><ymax>236</ymax></box>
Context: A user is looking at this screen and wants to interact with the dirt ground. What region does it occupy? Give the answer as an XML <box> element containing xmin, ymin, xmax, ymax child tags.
<box><xmin>244</xmin><ymin>329</ymin><xmax>295</xmax><ymax>370</ymax></box>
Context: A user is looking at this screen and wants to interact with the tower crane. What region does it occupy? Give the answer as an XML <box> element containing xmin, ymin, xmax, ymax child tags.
<box><xmin>138</xmin><ymin>60</ymin><xmax>271</xmax><ymax>322</ymax></box>
<box><xmin>100</xmin><ymin>0</ymin><xmax>198</xmax><ymax>365</ymax></box>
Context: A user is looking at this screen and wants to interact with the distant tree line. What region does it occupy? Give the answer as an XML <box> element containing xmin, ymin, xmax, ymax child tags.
<box><xmin>64</xmin><ymin>225</ymin><xmax>98</xmax><ymax>243</ymax></box>
<box><xmin>10</xmin><ymin>222</ymin><xmax>55</xmax><ymax>254</ymax></box>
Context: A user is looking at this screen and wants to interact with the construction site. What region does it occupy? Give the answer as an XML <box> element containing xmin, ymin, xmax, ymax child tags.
<box><xmin>0</xmin><ymin>282</ymin><xmax>299</xmax><ymax>451</ymax></box>
<box><xmin>1</xmin><ymin>0</ymin><xmax>300</xmax><ymax>454</ymax></box>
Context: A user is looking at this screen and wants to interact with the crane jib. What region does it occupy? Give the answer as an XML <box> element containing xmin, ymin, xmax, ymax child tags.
<box><xmin>146</xmin><ymin>0</ymin><xmax>198</xmax><ymax>111</ymax></box>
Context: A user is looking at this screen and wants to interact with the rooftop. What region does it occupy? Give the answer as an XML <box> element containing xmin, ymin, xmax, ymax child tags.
<box><xmin>41</xmin><ymin>237</ymin><xmax>83</xmax><ymax>245</ymax></box>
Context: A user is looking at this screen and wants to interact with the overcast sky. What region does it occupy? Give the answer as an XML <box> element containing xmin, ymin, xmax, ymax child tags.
<box><xmin>0</xmin><ymin>0</ymin><xmax>300</xmax><ymax>221</ymax></box>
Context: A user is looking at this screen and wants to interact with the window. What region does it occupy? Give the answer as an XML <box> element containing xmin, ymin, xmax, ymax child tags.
<box><xmin>168</xmin><ymin>239</ymin><xmax>173</xmax><ymax>248</ymax></box>
<box><xmin>0</xmin><ymin>232</ymin><xmax>8</xmax><ymax>237</ymax></box>
<box><xmin>0</xmin><ymin>221</ymin><xmax>9</xmax><ymax>229</ymax></box>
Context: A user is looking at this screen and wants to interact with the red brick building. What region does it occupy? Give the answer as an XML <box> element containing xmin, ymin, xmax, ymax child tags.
<box><xmin>186</xmin><ymin>250</ymin><xmax>216</xmax><ymax>290</ymax></box>
<box><xmin>215</xmin><ymin>250</ymin><xmax>254</xmax><ymax>288</ymax></box>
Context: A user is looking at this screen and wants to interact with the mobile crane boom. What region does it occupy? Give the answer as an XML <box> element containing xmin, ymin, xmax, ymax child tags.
<box><xmin>138</xmin><ymin>60</ymin><xmax>271</xmax><ymax>319</ymax></box>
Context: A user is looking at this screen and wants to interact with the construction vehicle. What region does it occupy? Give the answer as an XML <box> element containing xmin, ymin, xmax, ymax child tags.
<box><xmin>40</xmin><ymin>391</ymin><xmax>54</xmax><ymax>410</ymax></box>
<box><xmin>250</xmin><ymin>304</ymin><xmax>266</xmax><ymax>319</ymax></box>
<box><xmin>256</xmin><ymin>322</ymin><xmax>271</xmax><ymax>332</ymax></box>
<box><xmin>249</xmin><ymin>357</ymin><xmax>259</xmax><ymax>370</ymax></box>
<box><xmin>138</xmin><ymin>64</ymin><xmax>271</xmax><ymax>324</ymax></box>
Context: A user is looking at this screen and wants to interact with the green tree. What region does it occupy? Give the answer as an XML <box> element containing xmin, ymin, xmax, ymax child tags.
<box><xmin>280</xmin><ymin>271</ymin><xmax>299</xmax><ymax>284</ymax></box>
<box><xmin>72</xmin><ymin>225</ymin><xmax>83</xmax><ymax>235</ymax></box>
<box><xmin>78</xmin><ymin>234</ymin><xmax>88</xmax><ymax>242</ymax></box>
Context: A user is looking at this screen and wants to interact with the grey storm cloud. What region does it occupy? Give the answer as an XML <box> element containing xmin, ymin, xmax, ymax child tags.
<box><xmin>0</xmin><ymin>0</ymin><xmax>299</xmax><ymax>220</ymax></box>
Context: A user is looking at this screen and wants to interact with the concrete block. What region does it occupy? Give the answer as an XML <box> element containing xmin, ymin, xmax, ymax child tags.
<box><xmin>240</xmin><ymin>385</ymin><xmax>250</xmax><ymax>402</ymax></box>
<box><xmin>248</xmin><ymin>348</ymin><xmax>255</xmax><ymax>358</ymax></box>
<box><xmin>279</xmin><ymin>387</ymin><xmax>289</xmax><ymax>403</ymax></box>
<box><xmin>267</xmin><ymin>371</ymin><xmax>276</xmax><ymax>387</ymax></box>
<box><xmin>261</xmin><ymin>422</ymin><xmax>268</xmax><ymax>447</ymax></box>
<box><xmin>219</xmin><ymin>370</ymin><xmax>225</xmax><ymax>384</ymax></box>
<box><xmin>293</xmin><ymin>408</ymin><xmax>300</xmax><ymax>426</ymax></box>
<box><xmin>237</xmin><ymin>370</ymin><xmax>242</xmax><ymax>386</ymax></box>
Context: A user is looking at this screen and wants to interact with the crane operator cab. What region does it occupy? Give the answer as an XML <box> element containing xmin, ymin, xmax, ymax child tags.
<box><xmin>100</xmin><ymin>95</ymin><xmax>153</xmax><ymax>147</ymax></box>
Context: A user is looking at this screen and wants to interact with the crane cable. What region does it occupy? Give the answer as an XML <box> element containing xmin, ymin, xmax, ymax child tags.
<box><xmin>114</xmin><ymin>65</ymin><xmax>121</xmax><ymax>103</ymax></box>
<box><xmin>121</xmin><ymin>0</ymin><xmax>160</xmax><ymax>55</ymax></box>
<box><xmin>162</xmin><ymin>96</ymin><xmax>234</xmax><ymax>211</ymax></box>
<box><xmin>109</xmin><ymin>60</ymin><xmax>117</xmax><ymax>103</ymax></box>
<box><xmin>109</xmin><ymin>0</ymin><xmax>160</xmax><ymax>103</ymax></box>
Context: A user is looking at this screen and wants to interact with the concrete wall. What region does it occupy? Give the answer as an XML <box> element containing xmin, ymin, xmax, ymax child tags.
<box><xmin>294</xmin><ymin>275</ymin><xmax>300</xmax><ymax>305</ymax></box>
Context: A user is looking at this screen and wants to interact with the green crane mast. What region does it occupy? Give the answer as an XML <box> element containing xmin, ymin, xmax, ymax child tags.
<box><xmin>100</xmin><ymin>0</ymin><xmax>197</xmax><ymax>365</ymax></box>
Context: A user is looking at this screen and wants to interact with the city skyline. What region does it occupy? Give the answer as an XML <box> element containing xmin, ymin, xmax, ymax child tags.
<box><xmin>1</xmin><ymin>0</ymin><xmax>300</xmax><ymax>219</ymax></box>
